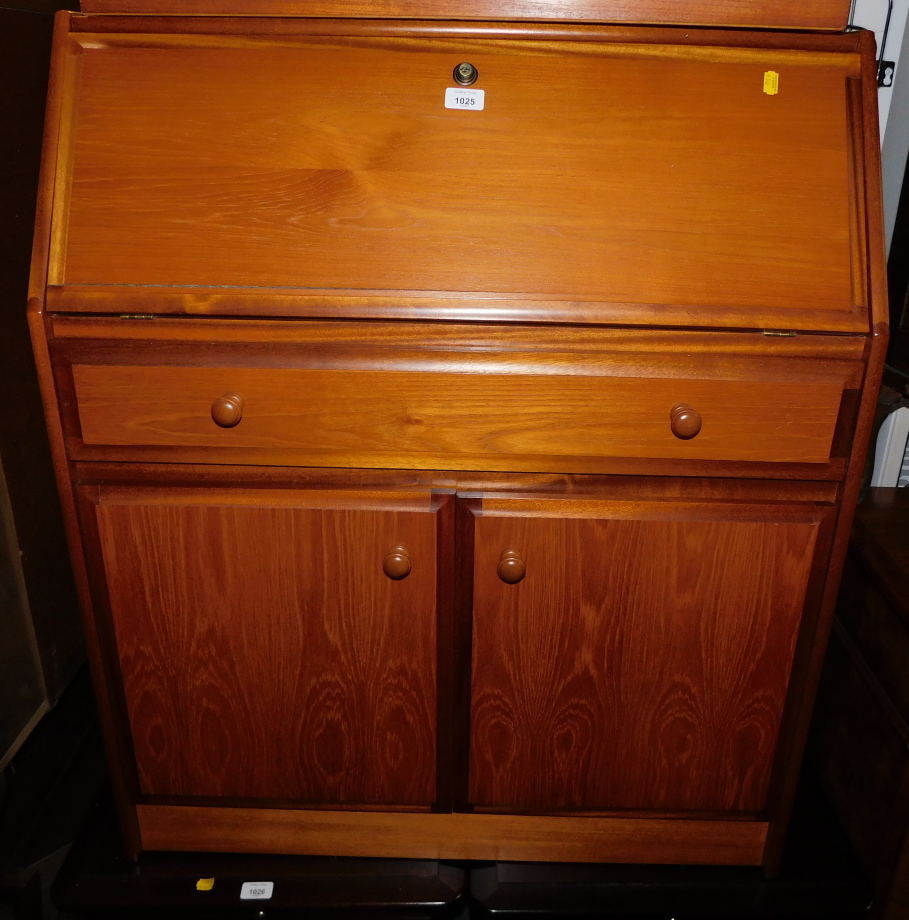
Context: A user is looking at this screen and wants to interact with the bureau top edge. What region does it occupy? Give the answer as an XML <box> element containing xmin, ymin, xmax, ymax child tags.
<box><xmin>75</xmin><ymin>1</ymin><xmax>854</xmax><ymax>33</ymax></box>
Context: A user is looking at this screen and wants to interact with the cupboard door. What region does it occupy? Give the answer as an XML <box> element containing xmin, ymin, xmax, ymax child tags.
<box><xmin>87</xmin><ymin>486</ymin><xmax>445</xmax><ymax>807</ymax></box>
<box><xmin>468</xmin><ymin>497</ymin><xmax>829</xmax><ymax>815</ymax></box>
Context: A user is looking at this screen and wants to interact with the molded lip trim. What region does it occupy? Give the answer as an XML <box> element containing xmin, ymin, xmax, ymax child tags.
<box><xmin>75</xmin><ymin>1</ymin><xmax>852</xmax><ymax>33</ymax></box>
<box><xmin>46</xmin><ymin>287</ymin><xmax>871</xmax><ymax>336</ymax></box>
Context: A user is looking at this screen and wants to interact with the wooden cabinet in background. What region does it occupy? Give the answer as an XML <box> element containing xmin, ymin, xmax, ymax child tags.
<box><xmin>28</xmin><ymin>1</ymin><xmax>886</xmax><ymax>873</ymax></box>
<box><xmin>812</xmin><ymin>489</ymin><xmax>909</xmax><ymax>919</ymax></box>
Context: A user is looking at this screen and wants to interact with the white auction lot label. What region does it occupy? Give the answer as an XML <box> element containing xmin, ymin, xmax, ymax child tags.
<box><xmin>240</xmin><ymin>881</ymin><xmax>274</xmax><ymax>900</ymax></box>
<box><xmin>445</xmin><ymin>87</ymin><xmax>485</xmax><ymax>110</ymax></box>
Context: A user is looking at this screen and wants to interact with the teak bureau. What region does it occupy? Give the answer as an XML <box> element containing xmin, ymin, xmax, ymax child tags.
<box><xmin>28</xmin><ymin>0</ymin><xmax>887</xmax><ymax>873</ymax></box>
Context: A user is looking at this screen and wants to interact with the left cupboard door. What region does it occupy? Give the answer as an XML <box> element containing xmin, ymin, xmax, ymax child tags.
<box><xmin>79</xmin><ymin>485</ymin><xmax>448</xmax><ymax>809</ymax></box>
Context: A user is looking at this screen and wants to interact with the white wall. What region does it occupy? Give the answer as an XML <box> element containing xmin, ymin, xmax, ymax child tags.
<box><xmin>851</xmin><ymin>0</ymin><xmax>909</xmax><ymax>249</ymax></box>
<box><xmin>852</xmin><ymin>0</ymin><xmax>909</xmax><ymax>133</ymax></box>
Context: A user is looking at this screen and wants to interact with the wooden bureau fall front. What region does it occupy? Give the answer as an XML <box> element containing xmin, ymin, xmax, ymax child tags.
<box><xmin>28</xmin><ymin>0</ymin><xmax>886</xmax><ymax>873</ymax></box>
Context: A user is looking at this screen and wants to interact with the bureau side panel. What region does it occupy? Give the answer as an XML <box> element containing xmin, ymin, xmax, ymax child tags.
<box><xmin>26</xmin><ymin>10</ymin><xmax>145</xmax><ymax>859</ymax></box>
<box><xmin>759</xmin><ymin>31</ymin><xmax>889</xmax><ymax>872</ymax></box>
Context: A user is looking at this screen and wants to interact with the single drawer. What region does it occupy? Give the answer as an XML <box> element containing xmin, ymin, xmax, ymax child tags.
<box><xmin>53</xmin><ymin>318</ymin><xmax>861</xmax><ymax>473</ymax></box>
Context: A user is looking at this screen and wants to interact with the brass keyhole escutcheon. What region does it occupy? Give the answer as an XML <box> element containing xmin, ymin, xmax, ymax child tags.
<box><xmin>454</xmin><ymin>62</ymin><xmax>479</xmax><ymax>86</ymax></box>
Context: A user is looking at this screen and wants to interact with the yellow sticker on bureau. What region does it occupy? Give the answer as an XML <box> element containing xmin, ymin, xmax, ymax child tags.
<box><xmin>196</xmin><ymin>878</ymin><xmax>215</xmax><ymax>891</ymax></box>
<box><xmin>763</xmin><ymin>71</ymin><xmax>780</xmax><ymax>95</ymax></box>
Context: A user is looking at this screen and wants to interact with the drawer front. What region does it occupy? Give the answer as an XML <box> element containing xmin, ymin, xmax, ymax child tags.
<box><xmin>71</xmin><ymin>363</ymin><xmax>842</xmax><ymax>467</ymax></box>
<box><xmin>56</xmin><ymin>320</ymin><xmax>857</xmax><ymax>471</ymax></box>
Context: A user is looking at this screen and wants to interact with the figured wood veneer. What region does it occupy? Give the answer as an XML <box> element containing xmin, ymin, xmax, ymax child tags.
<box><xmin>93</xmin><ymin>487</ymin><xmax>443</xmax><ymax>805</ymax></box>
<box><xmin>469</xmin><ymin>498</ymin><xmax>825</xmax><ymax>813</ymax></box>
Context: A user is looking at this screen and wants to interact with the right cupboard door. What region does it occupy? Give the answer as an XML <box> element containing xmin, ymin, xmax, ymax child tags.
<box><xmin>468</xmin><ymin>497</ymin><xmax>831</xmax><ymax>815</ymax></box>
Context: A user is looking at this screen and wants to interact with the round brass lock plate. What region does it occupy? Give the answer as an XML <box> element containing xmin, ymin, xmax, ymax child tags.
<box><xmin>454</xmin><ymin>62</ymin><xmax>479</xmax><ymax>86</ymax></box>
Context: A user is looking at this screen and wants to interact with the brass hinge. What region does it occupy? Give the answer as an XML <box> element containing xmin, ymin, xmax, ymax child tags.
<box><xmin>119</xmin><ymin>314</ymin><xmax>155</xmax><ymax>320</ymax></box>
<box><xmin>761</xmin><ymin>330</ymin><xmax>797</xmax><ymax>337</ymax></box>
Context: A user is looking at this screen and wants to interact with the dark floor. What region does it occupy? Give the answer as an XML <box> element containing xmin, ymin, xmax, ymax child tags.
<box><xmin>0</xmin><ymin>670</ymin><xmax>876</xmax><ymax>920</ymax></box>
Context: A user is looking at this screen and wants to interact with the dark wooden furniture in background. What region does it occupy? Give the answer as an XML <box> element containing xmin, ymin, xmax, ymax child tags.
<box><xmin>812</xmin><ymin>487</ymin><xmax>909</xmax><ymax>920</ymax></box>
<box><xmin>28</xmin><ymin>1</ymin><xmax>886</xmax><ymax>874</ymax></box>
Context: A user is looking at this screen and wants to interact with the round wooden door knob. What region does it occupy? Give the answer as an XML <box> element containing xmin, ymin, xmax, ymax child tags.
<box><xmin>211</xmin><ymin>393</ymin><xmax>245</xmax><ymax>428</ymax></box>
<box><xmin>670</xmin><ymin>403</ymin><xmax>702</xmax><ymax>440</ymax></box>
<box><xmin>497</xmin><ymin>549</ymin><xmax>526</xmax><ymax>585</ymax></box>
<box><xmin>383</xmin><ymin>545</ymin><xmax>411</xmax><ymax>580</ymax></box>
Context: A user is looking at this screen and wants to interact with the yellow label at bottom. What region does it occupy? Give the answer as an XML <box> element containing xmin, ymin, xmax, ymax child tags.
<box><xmin>763</xmin><ymin>71</ymin><xmax>780</xmax><ymax>95</ymax></box>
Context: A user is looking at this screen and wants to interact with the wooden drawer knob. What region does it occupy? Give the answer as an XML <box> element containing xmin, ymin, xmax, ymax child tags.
<box><xmin>211</xmin><ymin>393</ymin><xmax>244</xmax><ymax>428</ymax></box>
<box><xmin>497</xmin><ymin>549</ymin><xmax>526</xmax><ymax>585</ymax></box>
<box><xmin>383</xmin><ymin>545</ymin><xmax>411</xmax><ymax>580</ymax></box>
<box><xmin>670</xmin><ymin>404</ymin><xmax>702</xmax><ymax>440</ymax></box>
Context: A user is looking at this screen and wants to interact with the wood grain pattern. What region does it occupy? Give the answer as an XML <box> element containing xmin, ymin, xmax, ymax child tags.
<box><xmin>26</xmin><ymin>311</ymin><xmax>144</xmax><ymax>860</ymax></box>
<box><xmin>73</xmin><ymin>460</ymin><xmax>843</xmax><ymax>512</ymax></box>
<box><xmin>45</xmin><ymin>286</ymin><xmax>870</xmax><ymax>332</ymax></box>
<box><xmin>68</xmin><ymin>444</ymin><xmax>848</xmax><ymax>483</ymax></box>
<box><xmin>70</xmin><ymin>363</ymin><xmax>845</xmax><ymax>467</ymax></box>
<box><xmin>469</xmin><ymin>498</ymin><xmax>822</xmax><ymax>813</ymax></box>
<box><xmin>25</xmin><ymin>6</ymin><xmax>886</xmax><ymax>870</ymax></box>
<box><xmin>137</xmin><ymin>803</ymin><xmax>768</xmax><ymax>865</ymax></box>
<box><xmin>77</xmin><ymin>1</ymin><xmax>852</xmax><ymax>31</ymax></box>
<box><xmin>759</xmin><ymin>31</ymin><xmax>889</xmax><ymax>875</ymax></box>
<box><xmin>92</xmin><ymin>486</ymin><xmax>442</xmax><ymax>806</ymax></box>
<box><xmin>57</xmin><ymin>319</ymin><xmax>856</xmax><ymax>469</ymax></box>
<box><xmin>52</xmin><ymin>31</ymin><xmax>860</xmax><ymax>330</ymax></box>
<box><xmin>27</xmin><ymin>11</ymin><xmax>71</xmax><ymax>307</ymax></box>
<box><xmin>66</xmin><ymin>21</ymin><xmax>858</xmax><ymax>48</ymax></box>
<box><xmin>27</xmin><ymin>29</ymin><xmax>156</xmax><ymax>848</ymax></box>
<box><xmin>50</xmin><ymin>314</ymin><xmax>868</xmax><ymax>366</ymax></box>
<box><xmin>860</xmin><ymin>31</ymin><xmax>891</xmax><ymax>333</ymax></box>
<box><xmin>433</xmin><ymin>491</ymin><xmax>456</xmax><ymax>812</ymax></box>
